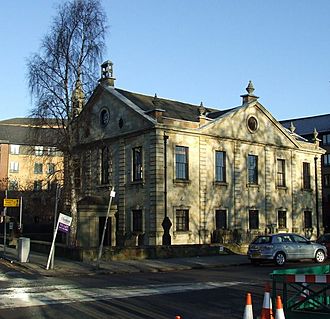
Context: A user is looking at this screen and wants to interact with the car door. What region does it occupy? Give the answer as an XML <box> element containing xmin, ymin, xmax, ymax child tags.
<box><xmin>291</xmin><ymin>234</ymin><xmax>312</xmax><ymax>259</ymax></box>
<box><xmin>278</xmin><ymin>235</ymin><xmax>297</xmax><ymax>259</ymax></box>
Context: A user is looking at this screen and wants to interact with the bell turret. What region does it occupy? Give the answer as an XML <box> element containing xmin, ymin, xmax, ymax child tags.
<box><xmin>99</xmin><ymin>60</ymin><xmax>116</xmax><ymax>86</ymax></box>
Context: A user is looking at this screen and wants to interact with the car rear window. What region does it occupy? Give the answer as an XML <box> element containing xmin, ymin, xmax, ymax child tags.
<box><xmin>324</xmin><ymin>235</ymin><xmax>330</xmax><ymax>241</ymax></box>
<box><xmin>252</xmin><ymin>236</ymin><xmax>271</xmax><ymax>244</ymax></box>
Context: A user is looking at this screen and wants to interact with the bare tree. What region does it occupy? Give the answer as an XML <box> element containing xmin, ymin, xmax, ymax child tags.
<box><xmin>27</xmin><ymin>0</ymin><xmax>107</xmax><ymax>246</ymax></box>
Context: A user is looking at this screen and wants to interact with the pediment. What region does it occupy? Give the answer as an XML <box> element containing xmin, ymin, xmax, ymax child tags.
<box><xmin>201</xmin><ymin>102</ymin><xmax>300</xmax><ymax>149</ymax></box>
<box><xmin>76</xmin><ymin>85</ymin><xmax>155</xmax><ymax>144</ymax></box>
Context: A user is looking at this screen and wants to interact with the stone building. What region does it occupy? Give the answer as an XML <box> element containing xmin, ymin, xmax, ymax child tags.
<box><xmin>280</xmin><ymin>114</ymin><xmax>330</xmax><ymax>233</ymax></box>
<box><xmin>73</xmin><ymin>61</ymin><xmax>325</xmax><ymax>248</ymax></box>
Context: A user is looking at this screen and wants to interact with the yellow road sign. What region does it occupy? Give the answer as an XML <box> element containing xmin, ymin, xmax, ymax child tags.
<box><xmin>3</xmin><ymin>198</ymin><xmax>20</xmax><ymax>207</ymax></box>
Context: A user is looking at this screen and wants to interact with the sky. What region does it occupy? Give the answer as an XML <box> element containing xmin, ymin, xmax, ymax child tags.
<box><xmin>1</xmin><ymin>0</ymin><xmax>330</xmax><ymax>121</ymax></box>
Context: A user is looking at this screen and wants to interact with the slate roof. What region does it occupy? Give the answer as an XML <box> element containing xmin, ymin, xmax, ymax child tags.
<box><xmin>0</xmin><ymin>118</ymin><xmax>60</xmax><ymax>146</ymax></box>
<box><xmin>115</xmin><ymin>88</ymin><xmax>236</xmax><ymax>122</ymax></box>
<box><xmin>280</xmin><ymin>114</ymin><xmax>330</xmax><ymax>136</ymax></box>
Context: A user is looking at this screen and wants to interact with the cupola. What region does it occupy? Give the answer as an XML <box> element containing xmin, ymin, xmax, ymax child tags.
<box><xmin>99</xmin><ymin>60</ymin><xmax>116</xmax><ymax>86</ymax></box>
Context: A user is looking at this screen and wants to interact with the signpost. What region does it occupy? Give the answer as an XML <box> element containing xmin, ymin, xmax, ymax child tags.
<box><xmin>46</xmin><ymin>213</ymin><xmax>72</xmax><ymax>270</ymax></box>
<box><xmin>96</xmin><ymin>187</ymin><xmax>115</xmax><ymax>269</ymax></box>
<box><xmin>2</xmin><ymin>195</ymin><xmax>20</xmax><ymax>257</ymax></box>
<box><xmin>51</xmin><ymin>185</ymin><xmax>61</xmax><ymax>269</ymax></box>
<box><xmin>3</xmin><ymin>198</ymin><xmax>19</xmax><ymax>207</ymax></box>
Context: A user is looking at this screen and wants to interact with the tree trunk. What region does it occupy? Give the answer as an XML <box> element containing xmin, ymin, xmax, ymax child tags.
<box><xmin>68</xmin><ymin>155</ymin><xmax>78</xmax><ymax>247</ymax></box>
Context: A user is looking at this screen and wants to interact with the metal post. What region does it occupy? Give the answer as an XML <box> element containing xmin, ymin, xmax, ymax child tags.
<box><xmin>51</xmin><ymin>185</ymin><xmax>61</xmax><ymax>269</ymax></box>
<box><xmin>96</xmin><ymin>186</ymin><xmax>115</xmax><ymax>269</ymax></box>
<box><xmin>46</xmin><ymin>217</ymin><xmax>60</xmax><ymax>270</ymax></box>
<box><xmin>315</xmin><ymin>156</ymin><xmax>320</xmax><ymax>237</ymax></box>
<box><xmin>19</xmin><ymin>196</ymin><xmax>23</xmax><ymax>231</ymax></box>
<box><xmin>3</xmin><ymin>190</ymin><xmax>7</xmax><ymax>257</ymax></box>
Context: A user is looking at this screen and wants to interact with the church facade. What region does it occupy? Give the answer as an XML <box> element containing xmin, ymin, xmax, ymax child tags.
<box><xmin>73</xmin><ymin>61</ymin><xmax>325</xmax><ymax>248</ymax></box>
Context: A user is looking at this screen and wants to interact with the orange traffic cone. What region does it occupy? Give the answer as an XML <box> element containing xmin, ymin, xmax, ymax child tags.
<box><xmin>275</xmin><ymin>296</ymin><xmax>285</xmax><ymax>319</ymax></box>
<box><xmin>260</xmin><ymin>282</ymin><xmax>274</xmax><ymax>319</ymax></box>
<box><xmin>243</xmin><ymin>292</ymin><xmax>253</xmax><ymax>319</ymax></box>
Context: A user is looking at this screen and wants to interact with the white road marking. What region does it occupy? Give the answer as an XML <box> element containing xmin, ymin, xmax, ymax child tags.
<box><xmin>0</xmin><ymin>281</ymin><xmax>249</xmax><ymax>309</ymax></box>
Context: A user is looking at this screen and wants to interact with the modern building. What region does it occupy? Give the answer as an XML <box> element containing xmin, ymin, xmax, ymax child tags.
<box><xmin>280</xmin><ymin>114</ymin><xmax>330</xmax><ymax>233</ymax></box>
<box><xmin>0</xmin><ymin>118</ymin><xmax>63</xmax><ymax>225</ymax></box>
<box><xmin>72</xmin><ymin>61</ymin><xmax>325</xmax><ymax>248</ymax></box>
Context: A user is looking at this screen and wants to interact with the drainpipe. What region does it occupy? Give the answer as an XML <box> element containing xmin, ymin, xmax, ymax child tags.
<box><xmin>162</xmin><ymin>133</ymin><xmax>172</xmax><ymax>245</ymax></box>
<box><xmin>164</xmin><ymin>134</ymin><xmax>168</xmax><ymax>219</ymax></box>
<box><xmin>315</xmin><ymin>156</ymin><xmax>320</xmax><ymax>237</ymax></box>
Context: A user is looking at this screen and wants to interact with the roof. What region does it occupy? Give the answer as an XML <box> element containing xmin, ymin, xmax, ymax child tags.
<box><xmin>115</xmin><ymin>88</ymin><xmax>236</xmax><ymax>122</ymax></box>
<box><xmin>0</xmin><ymin>117</ymin><xmax>59</xmax><ymax>127</ymax></box>
<box><xmin>0</xmin><ymin>118</ymin><xmax>61</xmax><ymax>146</ymax></box>
<box><xmin>280</xmin><ymin>114</ymin><xmax>330</xmax><ymax>136</ymax></box>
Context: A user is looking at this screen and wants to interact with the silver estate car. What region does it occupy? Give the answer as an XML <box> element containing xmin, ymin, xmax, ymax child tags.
<box><xmin>248</xmin><ymin>233</ymin><xmax>327</xmax><ymax>266</ymax></box>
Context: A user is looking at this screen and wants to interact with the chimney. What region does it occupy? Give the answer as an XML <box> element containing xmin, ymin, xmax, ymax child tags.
<box><xmin>146</xmin><ymin>94</ymin><xmax>165</xmax><ymax>123</ymax></box>
<box><xmin>99</xmin><ymin>60</ymin><xmax>116</xmax><ymax>86</ymax></box>
<box><xmin>240</xmin><ymin>81</ymin><xmax>259</xmax><ymax>105</ymax></box>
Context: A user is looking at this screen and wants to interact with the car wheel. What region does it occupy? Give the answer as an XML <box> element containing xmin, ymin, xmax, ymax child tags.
<box><xmin>315</xmin><ymin>250</ymin><xmax>326</xmax><ymax>263</ymax></box>
<box><xmin>274</xmin><ymin>252</ymin><xmax>286</xmax><ymax>266</ymax></box>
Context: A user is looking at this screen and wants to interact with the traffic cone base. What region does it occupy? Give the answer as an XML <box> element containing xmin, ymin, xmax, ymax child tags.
<box><xmin>260</xmin><ymin>282</ymin><xmax>274</xmax><ymax>319</ymax></box>
<box><xmin>275</xmin><ymin>296</ymin><xmax>285</xmax><ymax>319</ymax></box>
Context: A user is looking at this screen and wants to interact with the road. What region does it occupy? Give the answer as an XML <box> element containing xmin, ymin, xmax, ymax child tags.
<box><xmin>0</xmin><ymin>258</ymin><xmax>327</xmax><ymax>319</ymax></box>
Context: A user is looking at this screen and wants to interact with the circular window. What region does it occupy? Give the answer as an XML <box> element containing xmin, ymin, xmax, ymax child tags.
<box><xmin>247</xmin><ymin>116</ymin><xmax>258</xmax><ymax>132</ymax></box>
<box><xmin>100</xmin><ymin>108</ymin><xmax>110</xmax><ymax>127</ymax></box>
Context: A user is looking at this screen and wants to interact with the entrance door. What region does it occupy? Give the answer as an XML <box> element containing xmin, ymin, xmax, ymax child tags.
<box><xmin>99</xmin><ymin>217</ymin><xmax>112</xmax><ymax>246</ymax></box>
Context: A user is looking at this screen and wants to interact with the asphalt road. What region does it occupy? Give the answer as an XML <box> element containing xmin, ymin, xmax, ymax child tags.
<box><xmin>0</xmin><ymin>259</ymin><xmax>328</xmax><ymax>319</ymax></box>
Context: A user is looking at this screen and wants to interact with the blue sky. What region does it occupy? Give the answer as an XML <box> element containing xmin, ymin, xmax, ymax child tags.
<box><xmin>1</xmin><ymin>0</ymin><xmax>330</xmax><ymax>121</ymax></box>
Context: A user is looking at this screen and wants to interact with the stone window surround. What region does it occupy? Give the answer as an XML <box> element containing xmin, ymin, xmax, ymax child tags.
<box><xmin>173</xmin><ymin>206</ymin><xmax>191</xmax><ymax>233</ymax></box>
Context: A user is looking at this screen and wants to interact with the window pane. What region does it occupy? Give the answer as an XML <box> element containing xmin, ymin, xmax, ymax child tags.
<box><xmin>215</xmin><ymin>151</ymin><xmax>226</xmax><ymax>182</ymax></box>
<box><xmin>324</xmin><ymin>154</ymin><xmax>330</xmax><ymax>166</ymax></box>
<box><xmin>47</xmin><ymin>147</ymin><xmax>57</xmax><ymax>156</ymax></box>
<box><xmin>277</xmin><ymin>159</ymin><xmax>285</xmax><ymax>187</ymax></box>
<box><xmin>303</xmin><ymin>162</ymin><xmax>311</xmax><ymax>189</ymax></box>
<box><xmin>176</xmin><ymin>209</ymin><xmax>189</xmax><ymax>231</ymax></box>
<box><xmin>176</xmin><ymin>146</ymin><xmax>188</xmax><ymax>180</ymax></box>
<box><xmin>101</xmin><ymin>146</ymin><xmax>110</xmax><ymax>184</ymax></box>
<box><xmin>278</xmin><ymin>210</ymin><xmax>287</xmax><ymax>228</ymax></box>
<box><xmin>248</xmin><ymin>155</ymin><xmax>258</xmax><ymax>184</ymax></box>
<box><xmin>9</xmin><ymin>162</ymin><xmax>19</xmax><ymax>173</ymax></box>
<box><xmin>47</xmin><ymin>163</ymin><xmax>55</xmax><ymax>174</ymax></box>
<box><xmin>322</xmin><ymin>134</ymin><xmax>330</xmax><ymax>145</ymax></box>
<box><xmin>132</xmin><ymin>209</ymin><xmax>143</xmax><ymax>232</ymax></box>
<box><xmin>35</xmin><ymin>146</ymin><xmax>43</xmax><ymax>156</ymax></box>
<box><xmin>324</xmin><ymin>174</ymin><xmax>330</xmax><ymax>188</ymax></box>
<box><xmin>34</xmin><ymin>163</ymin><xmax>43</xmax><ymax>174</ymax></box>
<box><xmin>304</xmin><ymin>211</ymin><xmax>312</xmax><ymax>228</ymax></box>
<box><xmin>215</xmin><ymin>209</ymin><xmax>227</xmax><ymax>229</ymax></box>
<box><xmin>8</xmin><ymin>180</ymin><xmax>18</xmax><ymax>191</ymax></box>
<box><xmin>249</xmin><ymin>210</ymin><xmax>259</xmax><ymax>229</ymax></box>
<box><xmin>10</xmin><ymin>145</ymin><xmax>20</xmax><ymax>155</ymax></box>
<box><xmin>133</xmin><ymin>147</ymin><xmax>142</xmax><ymax>181</ymax></box>
<box><xmin>34</xmin><ymin>180</ymin><xmax>42</xmax><ymax>191</ymax></box>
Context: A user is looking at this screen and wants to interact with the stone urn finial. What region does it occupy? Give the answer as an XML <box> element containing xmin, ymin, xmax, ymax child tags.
<box><xmin>246</xmin><ymin>80</ymin><xmax>255</xmax><ymax>95</ymax></box>
<box><xmin>289</xmin><ymin>122</ymin><xmax>296</xmax><ymax>133</ymax></box>
<box><xmin>198</xmin><ymin>101</ymin><xmax>206</xmax><ymax>116</ymax></box>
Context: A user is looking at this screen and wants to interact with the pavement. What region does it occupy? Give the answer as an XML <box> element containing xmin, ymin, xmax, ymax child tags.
<box><xmin>0</xmin><ymin>244</ymin><xmax>250</xmax><ymax>277</ymax></box>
